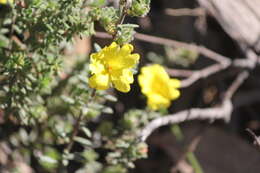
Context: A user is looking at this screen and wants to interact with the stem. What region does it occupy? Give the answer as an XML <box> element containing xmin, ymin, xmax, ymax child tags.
<box><xmin>65</xmin><ymin>89</ymin><xmax>96</xmax><ymax>152</ymax></box>
<box><xmin>8</xmin><ymin>6</ymin><xmax>16</xmax><ymax>54</ymax></box>
<box><xmin>66</xmin><ymin>111</ymin><xmax>83</xmax><ymax>152</ymax></box>
<box><xmin>112</xmin><ymin>0</ymin><xmax>128</xmax><ymax>40</ymax></box>
<box><xmin>171</xmin><ymin>125</ymin><xmax>204</xmax><ymax>173</ymax></box>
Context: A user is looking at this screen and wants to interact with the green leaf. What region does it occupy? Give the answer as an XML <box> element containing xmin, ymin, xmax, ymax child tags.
<box><xmin>114</xmin><ymin>24</ymin><xmax>138</xmax><ymax>44</ymax></box>
<box><xmin>0</xmin><ymin>35</ymin><xmax>9</xmax><ymax>48</ymax></box>
<box><xmin>127</xmin><ymin>0</ymin><xmax>151</xmax><ymax>17</ymax></box>
<box><xmin>102</xmin><ymin>107</ymin><xmax>113</xmax><ymax>114</ymax></box>
<box><xmin>61</xmin><ymin>95</ymin><xmax>75</xmax><ymax>104</ymax></box>
<box><xmin>38</xmin><ymin>148</ymin><xmax>60</xmax><ymax>170</ymax></box>
<box><xmin>94</xmin><ymin>43</ymin><xmax>102</xmax><ymax>52</ymax></box>
<box><xmin>81</xmin><ymin>127</ymin><xmax>92</xmax><ymax>138</ymax></box>
<box><xmin>40</xmin><ymin>155</ymin><xmax>58</xmax><ymax>164</ymax></box>
<box><xmin>74</xmin><ymin>136</ymin><xmax>92</xmax><ymax>146</ymax></box>
<box><xmin>87</xmin><ymin>0</ymin><xmax>106</xmax><ymax>7</ymax></box>
<box><xmin>82</xmin><ymin>149</ymin><xmax>99</xmax><ymax>162</ymax></box>
<box><xmin>104</xmin><ymin>94</ymin><xmax>118</xmax><ymax>102</ymax></box>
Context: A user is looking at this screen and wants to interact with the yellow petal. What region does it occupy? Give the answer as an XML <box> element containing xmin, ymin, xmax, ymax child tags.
<box><xmin>169</xmin><ymin>89</ymin><xmax>180</xmax><ymax>100</ymax></box>
<box><xmin>122</xmin><ymin>69</ymin><xmax>134</xmax><ymax>83</ymax></box>
<box><xmin>110</xmin><ymin>69</ymin><xmax>134</xmax><ymax>83</ymax></box>
<box><xmin>90</xmin><ymin>52</ymin><xmax>103</xmax><ymax>61</ymax></box>
<box><xmin>138</xmin><ymin>72</ymin><xmax>152</xmax><ymax>94</ymax></box>
<box><xmin>170</xmin><ymin>79</ymin><xmax>181</xmax><ymax>88</ymax></box>
<box><xmin>103</xmin><ymin>42</ymin><xmax>118</xmax><ymax>55</ymax></box>
<box><xmin>89</xmin><ymin>74</ymin><xmax>110</xmax><ymax>90</ymax></box>
<box><xmin>148</xmin><ymin>94</ymin><xmax>171</xmax><ymax>110</ymax></box>
<box><xmin>113</xmin><ymin>79</ymin><xmax>131</xmax><ymax>93</ymax></box>
<box><xmin>89</xmin><ymin>60</ymin><xmax>106</xmax><ymax>74</ymax></box>
<box><xmin>108</xmin><ymin>42</ymin><xmax>118</xmax><ymax>50</ymax></box>
<box><xmin>121</xmin><ymin>44</ymin><xmax>133</xmax><ymax>53</ymax></box>
<box><xmin>123</xmin><ymin>53</ymin><xmax>140</xmax><ymax>68</ymax></box>
<box><xmin>110</xmin><ymin>69</ymin><xmax>134</xmax><ymax>92</ymax></box>
<box><xmin>105</xmin><ymin>43</ymin><xmax>139</xmax><ymax>70</ymax></box>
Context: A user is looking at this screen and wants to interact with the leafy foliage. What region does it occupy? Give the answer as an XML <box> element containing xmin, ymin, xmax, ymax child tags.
<box><xmin>0</xmin><ymin>0</ymin><xmax>152</xmax><ymax>172</ymax></box>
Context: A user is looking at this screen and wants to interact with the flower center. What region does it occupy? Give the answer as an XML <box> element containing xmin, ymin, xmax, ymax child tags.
<box><xmin>106</xmin><ymin>65</ymin><xmax>112</xmax><ymax>72</ymax></box>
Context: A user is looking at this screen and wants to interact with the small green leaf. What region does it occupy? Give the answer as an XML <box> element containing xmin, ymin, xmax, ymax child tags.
<box><xmin>104</xmin><ymin>94</ymin><xmax>118</xmax><ymax>102</ymax></box>
<box><xmin>102</xmin><ymin>107</ymin><xmax>113</xmax><ymax>114</ymax></box>
<box><xmin>74</xmin><ymin>136</ymin><xmax>92</xmax><ymax>146</ymax></box>
<box><xmin>87</xmin><ymin>0</ymin><xmax>106</xmax><ymax>7</ymax></box>
<box><xmin>81</xmin><ymin>127</ymin><xmax>92</xmax><ymax>137</ymax></box>
<box><xmin>94</xmin><ymin>43</ymin><xmax>102</xmax><ymax>52</ymax></box>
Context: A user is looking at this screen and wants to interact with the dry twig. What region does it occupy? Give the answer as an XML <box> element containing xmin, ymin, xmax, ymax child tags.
<box><xmin>165</xmin><ymin>8</ymin><xmax>205</xmax><ymax>17</ymax></box>
<box><xmin>223</xmin><ymin>71</ymin><xmax>249</xmax><ymax>100</ymax></box>
<box><xmin>139</xmin><ymin>100</ymin><xmax>232</xmax><ymax>141</ymax></box>
<box><xmin>166</xmin><ymin>68</ymin><xmax>194</xmax><ymax>78</ymax></box>
<box><xmin>171</xmin><ymin>127</ymin><xmax>205</xmax><ymax>173</ymax></box>
<box><xmin>246</xmin><ymin>128</ymin><xmax>260</xmax><ymax>148</ymax></box>
<box><xmin>180</xmin><ymin>63</ymin><xmax>229</xmax><ymax>87</ymax></box>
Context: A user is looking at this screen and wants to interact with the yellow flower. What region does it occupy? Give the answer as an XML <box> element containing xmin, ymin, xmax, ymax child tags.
<box><xmin>89</xmin><ymin>42</ymin><xmax>140</xmax><ymax>93</ymax></box>
<box><xmin>0</xmin><ymin>0</ymin><xmax>13</xmax><ymax>4</ymax></box>
<box><xmin>138</xmin><ymin>64</ymin><xmax>180</xmax><ymax>110</ymax></box>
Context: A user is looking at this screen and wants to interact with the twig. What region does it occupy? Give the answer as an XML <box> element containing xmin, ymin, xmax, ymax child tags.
<box><xmin>171</xmin><ymin>124</ymin><xmax>205</xmax><ymax>173</ymax></box>
<box><xmin>180</xmin><ymin>63</ymin><xmax>229</xmax><ymax>88</ymax></box>
<box><xmin>233</xmin><ymin>49</ymin><xmax>259</xmax><ymax>69</ymax></box>
<box><xmin>132</xmin><ymin>34</ymin><xmax>257</xmax><ymax>88</ymax></box>
<box><xmin>66</xmin><ymin>112</ymin><xmax>83</xmax><ymax>152</ymax></box>
<box><xmin>139</xmin><ymin>100</ymin><xmax>232</xmax><ymax>141</ymax></box>
<box><xmin>165</xmin><ymin>8</ymin><xmax>205</xmax><ymax>17</ymax></box>
<box><xmin>171</xmin><ymin>132</ymin><xmax>204</xmax><ymax>173</ymax></box>
<box><xmin>112</xmin><ymin>0</ymin><xmax>130</xmax><ymax>39</ymax></box>
<box><xmin>134</xmin><ymin>33</ymin><xmax>231</xmax><ymax>65</ymax></box>
<box><xmin>223</xmin><ymin>71</ymin><xmax>249</xmax><ymax>100</ymax></box>
<box><xmin>246</xmin><ymin>128</ymin><xmax>260</xmax><ymax>148</ymax></box>
<box><xmin>65</xmin><ymin>90</ymin><xmax>96</xmax><ymax>152</ymax></box>
<box><xmin>8</xmin><ymin>8</ymin><xmax>17</xmax><ymax>53</ymax></box>
<box><xmin>166</xmin><ymin>68</ymin><xmax>194</xmax><ymax>77</ymax></box>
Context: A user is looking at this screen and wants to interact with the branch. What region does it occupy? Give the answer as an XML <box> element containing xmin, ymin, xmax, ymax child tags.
<box><xmin>246</xmin><ymin>129</ymin><xmax>260</xmax><ymax>148</ymax></box>
<box><xmin>139</xmin><ymin>100</ymin><xmax>232</xmax><ymax>142</ymax></box>
<box><xmin>223</xmin><ymin>71</ymin><xmax>249</xmax><ymax>100</ymax></box>
<box><xmin>233</xmin><ymin>49</ymin><xmax>259</xmax><ymax>69</ymax></box>
<box><xmin>134</xmin><ymin>33</ymin><xmax>231</xmax><ymax>65</ymax></box>
<box><xmin>171</xmin><ymin>125</ymin><xmax>206</xmax><ymax>173</ymax></box>
<box><xmin>66</xmin><ymin>112</ymin><xmax>83</xmax><ymax>152</ymax></box>
<box><xmin>165</xmin><ymin>8</ymin><xmax>205</xmax><ymax>17</ymax></box>
<box><xmin>65</xmin><ymin>90</ymin><xmax>96</xmax><ymax>152</ymax></box>
<box><xmin>180</xmin><ymin>63</ymin><xmax>229</xmax><ymax>87</ymax></box>
<box><xmin>166</xmin><ymin>68</ymin><xmax>194</xmax><ymax>78</ymax></box>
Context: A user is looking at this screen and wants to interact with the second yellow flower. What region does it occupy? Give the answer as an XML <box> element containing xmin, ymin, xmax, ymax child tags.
<box><xmin>138</xmin><ymin>64</ymin><xmax>180</xmax><ymax>110</ymax></box>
